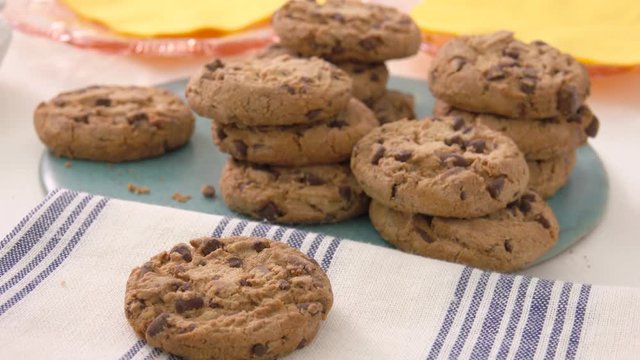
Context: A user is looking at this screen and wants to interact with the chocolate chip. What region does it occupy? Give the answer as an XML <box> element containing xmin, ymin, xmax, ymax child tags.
<box><xmin>485</xmin><ymin>65</ymin><xmax>506</xmax><ymax>80</ymax></box>
<box><xmin>521</xmin><ymin>193</ymin><xmax>536</xmax><ymax>202</ymax></box>
<box><xmin>534</xmin><ymin>214</ymin><xmax>551</xmax><ymax>229</ymax></box>
<box><xmin>503</xmin><ymin>47</ymin><xmax>520</xmax><ymax>59</ymax></box>
<box><xmin>394</xmin><ymin>150</ymin><xmax>413</xmax><ymax>162</ymax></box>
<box><xmin>175</xmin><ymin>297</ymin><xmax>203</xmax><ymax>313</ymax></box>
<box><xmin>251</xmin><ymin>343</ymin><xmax>267</xmax><ymax>356</ymax></box>
<box><xmin>297</xmin><ymin>339</ymin><xmax>307</xmax><ymax>349</ymax></box>
<box><xmin>416</xmin><ymin>228</ymin><xmax>434</xmax><ymax>243</ymax></box>
<box><xmin>53</xmin><ymin>99</ymin><xmax>67</xmax><ymax>107</ymax></box>
<box><xmin>128</xmin><ymin>112</ymin><xmax>148</xmax><ymax>125</ymax></box>
<box><xmin>95</xmin><ymin>98</ymin><xmax>111</xmax><ymax>106</ymax></box>
<box><xmin>179</xmin><ymin>282</ymin><xmax>191</xmax><ymax>291</ymax></box>
<box><xmin>452</xmin><ymin>117</ymin><xmax>465</xmax><ymax>131</ymax></box>
<box><xmin>451</xmin><ymin>57</ymin><xmax>466</xmax><ymax>72</ymax></box>
<box><xmin>74</xmin><ymin>115</ymin><xmax>89</xmax><ymax>124</ymax></box>
<box><xmin>466</xmin><ymin>139</ymin><xmax>486</xmax><ymax>153</ymax></box>
<box><xmin>416</xmin><ymin>213</ymin><xmax>433</xmax><ymax>227</ymax></box>
<box><xmin>146</xmin><ymin>313</ymin><xmax>169</xmax><ymax>337</ymax></box>
<box><xmin>170</xmin><ymin>244</ymin><xmax>193</xmax><ymax>262</ymax></box>
<box><xmin>331</xmin><ymin>13</ymin><xmax>346</xmax><ymax>23</ymax></box>
<box><xmin>216</xmin><ymin>127</ymin><xmax>227</xmax><ymax>141</ymax></box>
<box><xmin>352</xmin><ymin>65</ymin><xmax>366</xmax><ymax>74</ymax></box>
<box><xmin>253</xmin><ymin>241</ymin><xmax>268</xmax><ymax>253</ymax></box>
<box><xmin>239</xmin><ymin>279</ymin><xmax>250</xmax><ymax>286</ymax></box>
<box><xmin>532</xmin><ymin>40</ymin><xmax>548</xmax><ymax>46</ymax></box>
<box><xmin>201</xmin><ymin>237</ymin><xmax>223</xmax><ymax>256</ymax></box>
<box><xmin>209</xmin><ymin>301</ymin><xmax>221</xmax><ymax>309</ymax></box>
<box><xmin>504</xmin><ymin>240</ymin><xmax>513</xmax><ymax>253</ymax></box>
<box><xmin>205</xmin><ymin>59</ymin><xmax>224</xmax><ymax>72</ymax></box>
<box><xmin>338</xmin><ymin>186</ymin><xmax>352</xmax><ymax>202</ymax></box>
<box><xmin>281</xmin><ymin>84</ymin><xmax>295</xmax><ymax>95</ymax></box>
<box><xmin>228</xmin><ymin>257</ymin><xmax>242</xmax><ymax>268</ymax></box>
<box><xmin>304</xmin><ymin>173</ymin><xmax>326</xmax><ymax>186</ymax></box>
<box><xmin>370</xmin><ymin>72</ymin><xmax>380</xmax><ymax>82</ymax></box>
<box><xmin>486</xmin><ymin>176</ymin><xmax>505</xmax><ymax>199</ymax></box>
<box><xmin>566</xmin><ymin>113</ymin><xmax>582</xmax><ymax>124</ymax></box>
<box><xmin>557</xmin><ymin>85</ymin><xmax>579</xmax><ymax>115</ymax></box>
<box><xmin>445</xmin><ymin>135</ymin><xmax>465</xmax><ymax>147</ymax></box>
<box><xmin>358</xmin><ymin>37</ymin><xmax>380</xmax><ymax>50</ymax></box>
<box><xmin>460</xmin><ymin>191</ymin><xmax>466</xmax><ymax>200</ymax></box>
<box><xmin>439</xmin><ymin>153</ymin><xmax>469</xmax><ymax>167</ymax></box>
<box><xmin>305</xmin><ymin>109</ymin><xmax>322</xmax><ymax>121</ymax></box>
<box><xmin>279</xmin><ymin>279</ymin><xmax>291</xmax><ymax>290</ymax></box>
<box><xmin>371</xmin><ymin>146</ymin><xmax>385</xmax><ymax>165</ymax></box>
<box><xmin>585</xmin><ymin>116</ymin><xmax>599</xmax><ymax>137</ymax></box>
<box><xmin>391</xmin><ymin>183</ymin><xmax>398</xmax><ymax>198</ymax></box>
<box><xmin>233</xmin><ymin>140</ymin><xmax>248</xmax><ymax>158</ymax></box>
<box><xmin>178</xmin><ymin>323</ymin><xmax>196</xmax><ymax>334</ymax></box>
<box><xmin>257</xmin><ymin>202</ymin><xmax>282</xmax><ymax>221</ymax></box>
<box><xmin>462</xmin><ymin>126</ymin><xmax>473</xmax><ymax>134</ymax></box>
<box><xmin>520</xmin><ymin>78</ymin><xmax>537</xmax><ymax>94</ymax></box>
<box><xmin>327</xmin><ymin>120</ymin><xmax>348</xmax><ymax>128</ymax></box>
<box><xmin>522</xmin><ymin>67</ymin><xmax>538</xmax><ymax>78</ymax></box>
<box><xmin>518</xmin><ymin>198</ymin><xmax>532</xmax><ymax>213</ymax></box>
<box><xmin>137</xmin><ymin>262</ymin><xmax>154</xmax><ymax>278</ymax></box>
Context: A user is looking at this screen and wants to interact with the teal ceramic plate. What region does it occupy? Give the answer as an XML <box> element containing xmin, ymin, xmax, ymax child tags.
<box><xmin>39</xmin><ymin>76</ymin><xmax>609</xmax><ymax>265</ymax></box>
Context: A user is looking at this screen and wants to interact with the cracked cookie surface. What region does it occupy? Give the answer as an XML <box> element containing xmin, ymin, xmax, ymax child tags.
<box><xmin>186</xmin><ymin>54</ymin><xmax>352</xmax><ymax>126</ymax></box>
<box><xmin>369</xmin><ymin>191</ymin><xmax>559</xmax><ymax>272</ymax></box>
<box><xmin>434</xmin><ymin>100</ymin><xmax>598</xmax><ymax>160</ymax></box>
<box><xmin>272</xmin><ymin>0</ymin><xmax>421</xmax><ymax>62</ymax></box>
<box><xmin>34</xmin><ymin>85</ymin><xmax>195</xmax><ymax>162</ymax></box>
<box><xmin>220</xmin><ymin>159</ymin><xmax>369</xmax><ymax>224</ymax></box>
<box><xmin>351</xmin><ymin>118</ymin><xmax>529</xmax><ymax>218</ymax></box>
<box><xmin>212</xmin><ymin>98</ymin><xmax>378</xmax><ymax>166</ymax></box>
<box><xmin>371</xmin><ymin>90</ymin><xmax>416</xmax><ymax>124</ymax></box>
<box><xmin>527</xmin><ymin>151</ymin><xmax>577</xmax><ymax>198</ymax></box>
<box><xmin>428</xmin><ymin>31</ymin><xmax>590</xmax><ymax>119</ymax></box>
<box><xmin>125</xmin><ymin>236</ymin><xmax>333</xmax><ymax>360</ymax></box>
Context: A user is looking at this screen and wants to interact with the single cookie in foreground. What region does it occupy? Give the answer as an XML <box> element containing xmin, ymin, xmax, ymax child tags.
<box><xmin>371</xmin><ymin>90</ymin><xmax>416</xmax><ymax>124</ymax></box>
<box><xmin>351</xmin><ymin>118</ymin><xmax>529</xmax><ymax>218</ymax></box>
<box><xmin>256</xmin><ymin>43</ymin><xmax>389</xmax><ymax>103</ymax></box>
<box><xmin>34</xmin><ymin>85</ymin><xmax>195</xmax><ymax>162</ymax></box>
<box><xmin>212</xmin><ymin>98</ymin><xmax>378</xmax><ymax>166</ymax></box>
<box><xmin>369</xmin><ymin>191</ymin><xmax>559</xmax><ymax>272</ymax></box>
<box><xmin>428</xmin><ymin>31</ymin><xmax>590</xmax><ymax>119</ymax></box>
<box><xmin>528</xmin><ymin>151</ymin><xmax>577</xmax><ymax>198</ymax></box>
<box><xmin>186</xmin><ymin>55</ymin><xmax>352</xmax><ymax>126</ymax></box>
<box><xmin>220</xmin><ymin>159</ymin><xmax>369</xmax><ymax>224</ymax></box>
<box><xmin>272</xmin><ymin>0</ymin><xmax>421</xmax><ymax>62</ymax></box>
<box><xmin>125</xmin><ymin>236</ymin><xmax>333</xmax><ymax>360</ymax></box>
<box><xmin>434</xmin><ymin>101</ymin><xmax>599</xmax><ymax>160</ymax></box>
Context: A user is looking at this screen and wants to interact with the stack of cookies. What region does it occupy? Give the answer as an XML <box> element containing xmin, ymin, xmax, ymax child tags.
<box><xmin>271</xmin><ymin>0</ymin><xmax>421</xmax><ymax>124</ymax></box>
<box><xmin>351</xmin><ymin>118</ymin><xmax>559</xmax><ymax>272</ymax></box>
<box><xmin>186</xmin><ymin>54</ymin><xmax>378</xmax><ymax>224</ymax></box>
<box><xmin>429</xmin><ymin>31</ymin><xmax>599</xmax><ymax>198</ymax></box>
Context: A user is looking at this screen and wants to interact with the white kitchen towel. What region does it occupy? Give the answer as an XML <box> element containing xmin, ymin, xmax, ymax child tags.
<box><xmin>0</xmin><ymin>189</ymin><xmax>639</xmax><ymax>360</ymax></box>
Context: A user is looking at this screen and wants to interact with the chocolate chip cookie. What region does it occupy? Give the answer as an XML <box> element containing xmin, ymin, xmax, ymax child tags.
<box><xmin>186</xmin><ymin>54</ymin><xmax>352</xmax><ymax>126</ymax></box>
<box><xmin>34</xmin><ymin>85</ymin><xmax>195</xmax><ymax>162</ymax></box>
<box><xmin>428</xmin><ymin>31</ymin><xmax>590</xmax><ymax>119</ymax></box>
<box><xmin>351</xmin><ymin>118</ymin><xmax>529</xmax><ymax>218</ymax></box>
<box><xmin>434</xmin><ymin>101</ymin><xmax>599</xmax><ymax>160</ymax></box>
<box><xmin>213</xmin><ymin>98</ymin><xmax>378</xmax><ymax>166</ymax></box>
<box><xmin>369</xmin><ymin>190</ymin><xmax>559</xmax><ymax>272</ymax></box>
<box><xmin>371</xmin><ymin>90</ymin><xmax>416</xmax><ymax>124</ymax></box>
<box><xmin>125</xmin><ymin>236</ymin><xmax>333</xmax><ymax>360</ymax></box>
<box><xmin>257</xmin><ymin>43</ymin><xmax>389</xmax><ymax>103</ymax></box>
<box><xmin>272</xmin><ymin>0</ymin><xmax>421</xmax><ymax>62</ymax></box>
<box><xmin>528</xmin><ymin>151</ymin><xmax>577</xmax><ymax>198</ymax></box>
<box><xmin>220</xmin><ymin>159</ymin><xmax>369</xmax><ymax>224</ymax></box>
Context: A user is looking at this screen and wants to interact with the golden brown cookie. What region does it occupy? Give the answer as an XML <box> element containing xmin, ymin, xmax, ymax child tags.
<box><xmin>351</xmin><ymin>118</ymin><xmax>529</xmax><ymax>218</ymax></box>
<box><xmin>369</xmin><ymin>190</ymin><xmax>559</xmax><ymax>272</ymax></box>
<box><xmin>372</xmin><ymin>90</ymin><xmax>416</xmax><ymax>124</ymax></box>
<box><xmin>220</xmin><ymin>159</ymin><xmax>369</xmax><ymax>224</ymax></box>
<box><xmin>34</xmin><ymin>85</ymin><xmax>195</xmax><ymax>162</ymax></box>
<box><xmin>125</xmin><ymin>236</ymin><xmax>333</xmax><ymax>360</ymax></box>
<box><xmin>528</xmin><ymin>151</ymin><xmax>577</xmax><ymax>198</ymax></box>
<box><xmin>212</xmin><ymin>98</ymin><xmax>378</xmax><ymax>166</ymax></box>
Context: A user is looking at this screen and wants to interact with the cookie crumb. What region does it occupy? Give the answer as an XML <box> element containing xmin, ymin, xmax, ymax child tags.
<box><xmin>172</xmin><ymin>192</ymin><xmax>192</xmax><ymax>203</ymax></box>
<box><xmin>60</xmin><ymin>280</ymin><xmax>67</xmax><ymax>288</ymax></box>
<box><xmin>128</xmin><ymin>183</ymin><xmax>150</xmax><ymax>195</ymax></box>
<box><xmin>63</xmin><ymin>161</ymin><xmax>73</xmax><ymax>168</ymax></box>
<box><xmin>201</xmin><ymin>185</ymin><xmax>216</xmax><ymax>199</ymax></box>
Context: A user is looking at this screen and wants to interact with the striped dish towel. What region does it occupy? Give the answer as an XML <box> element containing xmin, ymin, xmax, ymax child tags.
<box><xmin>1</xmin><ymin>189</ymin><xmax>639</xmax><ymax>360</ymax></box>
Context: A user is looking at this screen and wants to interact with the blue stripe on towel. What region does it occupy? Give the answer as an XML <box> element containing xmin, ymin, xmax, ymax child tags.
<box><xmin>0</xmin><ymin>191</ymin><xmax>78</xmax><ymax>276</ymax></box>
<box><xmin>118</xmin><ymin>339</ymin><xmax>145</xmax><ymax>360</ymax></box>
<box><xmin>0</xmin><ymin>195</ymin><xmax>92</xmax><ymax>295</ymax></box>
<box><xmin>544</xmin><ymin>282</ymin><xmax>572</xmax><ymax>359</ymax></box>
<box><xmin>426</xmin><ymin>267</ymin><xmax>474</xmax><ymax>360</ymax></box>
<box><xmin>0</xmin><ymin>189</ymin><xmax>60</xmax><ymax>250</ymax></box>
<box><xmin>515</xmin><ymin>279</ymin><xmax>554</xmax><ymax>359</ymax></box>
<box><xmin>449</xmin><ymin>272</ymin><xmax>491</xmax><ymax>358</ymax></box>
<box><xmin>0</xmin><ymin>198</ymin><xmax>109</xmax><ymax>317</ymax></box>
<box><xmin>565</xmin><ymin>284</ymin><xmax>591</xmax><ymax>360</ymax></box>
<box><xmin>495</xmin><ymin>276</ymin><xmax>533</xmax><ymax>358</ymax></box>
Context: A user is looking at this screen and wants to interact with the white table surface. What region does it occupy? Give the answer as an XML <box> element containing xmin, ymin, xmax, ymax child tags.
<box><xmin>1</xmin><ymin>32</ymin><xmax>639</xmax><ymax>287</ymax></box>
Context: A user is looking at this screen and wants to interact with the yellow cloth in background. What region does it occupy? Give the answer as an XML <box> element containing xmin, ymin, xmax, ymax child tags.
<box><xmin>411</xmin><ymin>0</ymin><xmax>640</xmax><ymax>66</ymax></box>
<box><xmin>61</xmin><ymin>0</ymin><xmax>285</xmax><ymax>38</ymax></box>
